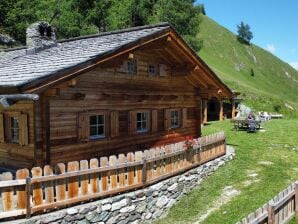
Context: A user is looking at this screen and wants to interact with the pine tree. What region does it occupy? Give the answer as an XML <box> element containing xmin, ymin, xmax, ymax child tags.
<box><xmin>237</xmin><ymin>21</ymin><xmax>253</xmax><ymax>44</ymax></box>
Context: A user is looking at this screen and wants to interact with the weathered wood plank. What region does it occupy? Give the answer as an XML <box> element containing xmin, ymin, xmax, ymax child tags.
<box><xmin>80</xmin><ymin>160</ymin><xmax>89</xmax><ymax>196</ymax></box>
<box><xmin>109</xmin><ymin>156</ymin><xmax>118</xmax><ymax>189</ymax></box>
<box><xmin>16</xmin><ymin>169</ymin><xmax>29</xmax><ymax>209</ymax></box>
<box><xmin>100</xmin><ymin>157</ymin><xmax>109</xmax><ymax>191</ymax></box>
<box><xmin>55</xmin><ymin>163</ymin><xmax>66</xmax><ymax>201</ymax></box>
<box><xmin>67</xmin><ymin>161</ymin><xmax>79</xmax><ymax>199</ymax></box>
<box><xmin>44</xmin><ymin>165</ymin><xmax>54</xmax><ymax>204</ymax></box>
<box><xmin>1</xmin><ymin>172</ymin><xmax>14</xmax><ymax>211</ymax></box>
<box><xmin>90</xmin><ymin>158</ymin><xmax>99</xmax><ymax>193</ymax></box>
<box><xmin>31</xmin><ymin>167</ymin><xmax>43</xmax><ymax>206</ymax></box>
<box><xmin>127</xmin><ymin>152</ymin><xmax>135</xmax><ymax>186</ymax></box>
<box><xmin>118</xmin><ymin>154</ymin><xmax>126</xmax><ymax>188</ymax></box>
<box><xmin>135</xmin><ymin>151</ymin><xmax>143</xmax><ymax>184</ymax></box>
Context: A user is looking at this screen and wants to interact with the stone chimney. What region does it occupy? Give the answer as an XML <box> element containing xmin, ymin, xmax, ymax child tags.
<box><xmin>26</xmin><ymin>21</ymin><xmax>56</xmax><ymax>54</ymax></box>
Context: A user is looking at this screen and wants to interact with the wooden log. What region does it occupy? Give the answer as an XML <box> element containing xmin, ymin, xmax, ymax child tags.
<box><xmin>109</xmin><ymin>156</ymin><xmax>118</xmax><ymax>189</ymax></box>
<box><xmin>118</xmin><ymin>154</ymin><xmax>126</xmax><ymax>187</ymax></box>
<box><xmin>100</xmin><ymin>157</ymin><xmax>109</xmax><ymax>191</ymax></box>
<box><xmin>44</xmin><ymin>165</ymin><xmax>54</xmax><ymax>204</ymax></box>
<box><xmin>31</xmin><ymin>167</ymin><xmax>43</xmax><ymax>206</ymax></box>
<box><xmin>127</xmin><ymin>152</ymin><xmax>135</xmax><ymax>186</ymax></box>
<box><xmin>67</xmin><ymin>161</ymin><xmax>79</xmax><ymax>199</ymax></box>
<box><xmin>90</xmin><ymin>158</ymin><xmax>99</xmax><ymax>193</ymax></box>
<box><xmin>80</xmin><ymin>160</ymin><xmax>89</xmax><ymax>196</ymax></box>
<box><xmin>16</xmin><ymin>169</ymin><xmax>29</xmax><ymax>209</ymax></box>
<box><xmin>135</xmin><ymin>151</ymin><xmax>143</xmax><ymax>184</ymax></box>
<box><xmin>55</xmin><ymin>163</ymin><xmax>66</xmax><ymax>201</ymax></box>
<box><xmin>1</xmin><ymin>172</ymin><xmax>14</xmax><ymax>211</ymax></box>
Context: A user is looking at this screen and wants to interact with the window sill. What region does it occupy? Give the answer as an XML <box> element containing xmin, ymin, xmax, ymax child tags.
<box><xmin>89</xmin><ymin>136</ymin><xmax>106</xmax><ymax>141</ymax></box>
<box><xmin>137</xmin><ymin>129</ymin><xmax>149</xmax><ymax>134</ymax></box>
<box><xmin>170</xmin><ymin>126</ymin><xmax>180</xmax><ymax>129</ymax></box>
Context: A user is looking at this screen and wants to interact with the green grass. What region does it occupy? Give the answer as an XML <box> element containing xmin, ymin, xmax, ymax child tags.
<box><xmin>198</xmin><ymin>15</ymin><xmax>298</xmax><ymax>117</ymax></box>
<box><xmin>155</xmin><ymin>119</ymin><xmax>298</xmax><ymax>223</ymax></box>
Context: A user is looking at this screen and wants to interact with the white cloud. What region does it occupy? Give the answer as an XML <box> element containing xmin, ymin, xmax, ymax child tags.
<box><xmin>266</xmin><ymin>44</ymin><xmax>276</xmax><ymax>54</ymax></box>
<box><xmin>289</xmin><ymin>62</ymin><xmax>298</xmax><ymax>70</ymax></box>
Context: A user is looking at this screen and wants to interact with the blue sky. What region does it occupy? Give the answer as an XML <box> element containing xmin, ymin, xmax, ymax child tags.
<box><xmin>196</xmin><ymin>0</ymin><xmax>298</xmax><ymax>70</ymax></box>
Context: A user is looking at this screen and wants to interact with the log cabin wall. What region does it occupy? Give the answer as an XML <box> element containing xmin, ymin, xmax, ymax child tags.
<box><xmin>0</xmin><ymin>102</ymin><xmax>35</xmax><ymax>168</ymax></box>
<box><xmin>35</xmin><ymin>51</ymin><xmax>202</xmax><ymax>165</ymax></box>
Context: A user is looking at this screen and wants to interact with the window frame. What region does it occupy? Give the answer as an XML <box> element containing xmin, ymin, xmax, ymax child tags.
<box><xmin>10</xmin><ymin>116</ymin><xmax>20</xmax><ymax>144</ymax></box>
<box><xmin>170</xmin><ymin>110</ymin><xmax>181</xmax><ymax>129</ymax></box>
<box><xmin>148</xmin><ymin>64</ymin><xmax>158</xmax><ymax>75</ymax></box>
<box><xmin>166</xmin><ymin>108</ymin><xmax>182</xmax><ymax>130</ymax></box>
<box><xmin>136</xmin><ymin>111</ymin><xmax>149</xmax><ymax>133</ymax></box>
<box><xmin>126</xmin><ymin>59</ymin><xmax>137</xmax><ymax>74</ymax></box>
<box><xmin>0</xmin><ymin>111</ymin><xmax>29</xmax><ymax>146</ymax></box>
<box><xmin>78</xmin><ymin>110</ymin><xmax>109</xmax><ymax>142</ymax></box>
<box><xmin>89</xmin><ymin>114</ymin><xmax>106</xmax><ymax>140</ymax></box>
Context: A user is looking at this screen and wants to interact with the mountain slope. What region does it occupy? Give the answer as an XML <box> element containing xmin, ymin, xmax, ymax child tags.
<box><xmin>198</xmin><ymin>15</ymin><xmax>298</xmax><ymax>117</ymax></box>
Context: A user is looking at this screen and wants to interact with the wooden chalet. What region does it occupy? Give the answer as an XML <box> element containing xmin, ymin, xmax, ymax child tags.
<box><xmin>0</xmin><ymin>22</ymin><xmax>235</xmax><ymax>169</ymax></box>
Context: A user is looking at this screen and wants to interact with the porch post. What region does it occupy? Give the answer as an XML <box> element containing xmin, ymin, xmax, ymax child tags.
<box><xmin>203</xmin><ymin>99</ymin><xmax>208</xmax><ymax>124</ymax></box>
<box><xmin>231</xmin><ymin>100</ymin><xmax>236</xmax><ymax>119</ymax></box>
<box><xmin>219</xmin><ymin>99</ymin><xmax>224</xmax><ymax>121</ymax></box>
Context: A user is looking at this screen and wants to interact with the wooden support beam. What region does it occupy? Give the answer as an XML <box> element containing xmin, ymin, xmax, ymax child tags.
<box><xmin>164</xmin><ymin>47</ymin><xmax>184</xmax><ymax>65</ymax></box>
<box><xmin>190</xmin><ymin>72</ymin><xmax>209</xmax><ymax>88</ymax></box>
<box><xmin>203</xmin><ymin>99</ymin><xmax>208</xmax><ymax>124</ymax></box>
<box><xmin>219</xmin><ymin>99</ymin><xmax>224</xmax><ymax>121</ymax></box>
<box><xmin>231</xmin><ymin>100</ymin><xmax>236</xmax><ymax>119</ymax></box>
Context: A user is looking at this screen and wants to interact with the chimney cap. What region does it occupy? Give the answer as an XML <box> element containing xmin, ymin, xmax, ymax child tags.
<box><xmin>26</xmin><ymin>21</ymin><xmax>56</xmax><ymax>53</ymax></box>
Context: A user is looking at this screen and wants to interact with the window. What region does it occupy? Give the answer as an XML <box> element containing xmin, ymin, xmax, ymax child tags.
<box><xmin>89</xmin><ymin>115</ymin><xmax>105</xmax><ymax>139</ymax></box>
<box><xmin>11</xmin><ymin>117</ymin><xmax>19</xmax><ymax>144</ymax></box>
<box><xmin>148</xmin><ymin>64</ymin><xmax>157</xmax><ymax>75</ymax></box>
<box><xmin>127</xmin><ymin>60</ymin><xmax>137</xmax><ymax>74</ymax></box>
<box><xmin>170</xmin><ymin>110</ymin><xmax>180</xmax><ymax>128</ymax></box>
<box><xmin>0</xmin><ymin>112</ymin><xmax>29</xmax><ymax>146</ymax></box>
<box><xmin>136</xmin><ymin>112</ymin><xmax>148</xmax><ymax>133</ymax></box>
<box><xmin>78</xmin><ymin>111</ymin><xmax>118</xmax><ymax>142</ymax></box>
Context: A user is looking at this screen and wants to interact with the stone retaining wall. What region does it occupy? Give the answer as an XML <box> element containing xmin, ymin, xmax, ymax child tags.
<box><xmin>18</xmin><ymin>149</ymin><xmax>234</xmax><ymax>224</ymax></box>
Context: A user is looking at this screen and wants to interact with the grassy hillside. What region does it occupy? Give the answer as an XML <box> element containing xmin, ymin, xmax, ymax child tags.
<box><xmin>198</xmin><ymin>15</ymin><xmax>298</xmax><ymax>117</ymax></box>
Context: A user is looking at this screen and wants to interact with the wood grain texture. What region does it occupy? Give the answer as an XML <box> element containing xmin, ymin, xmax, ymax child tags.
<box><xmin>16</xmin><ymin>169</ymin><xmax>29</xmax><ymax>209</ymax></box>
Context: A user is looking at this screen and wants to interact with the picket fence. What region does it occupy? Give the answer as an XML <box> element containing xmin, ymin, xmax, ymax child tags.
<box><xmin>237</xmin><ymin>181</ymin><xmax>298</xmax><ymax>224</ymax></box>
<box><xmin>0</xmin><ymin>132</ymin><xmax>226</xmax><ymax>220</ymax></box>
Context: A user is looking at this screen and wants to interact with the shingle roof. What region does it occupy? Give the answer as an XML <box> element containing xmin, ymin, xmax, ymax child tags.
<box><xmin>0</xmin><ymin>23</ymin><xmax>170</xmax><ymax>89</ymax></box>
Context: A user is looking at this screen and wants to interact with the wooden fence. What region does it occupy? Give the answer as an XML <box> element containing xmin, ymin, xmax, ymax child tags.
<box><xmin>0</xmin><ymin>132</ymin><xmax>226</xmax><ymax>220</ymax></box>
<box><xmin>237</xmin><ymin>181</ymin><xmax>298</xmax><ymax>224</ymax></box>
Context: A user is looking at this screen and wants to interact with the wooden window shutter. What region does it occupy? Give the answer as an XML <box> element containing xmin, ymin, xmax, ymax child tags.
<box><xmin>0</xmin><ymin>113</ymin><xmax>4</xmax><ymax>143</ymax></box>
<box><xmin>78</xmin><ymin>113</ymin><xmax>89</xmax><ymax>142</ymax></box>
<box><xmin>159</xmin><ymin>64</ymin><xmax>167</xmax><ymax>76</ymax></box>
<box><xmin>19</xmin><ymin>113</ymin><xmax>29</xmax><ymax>146</ymax></box>
<box><xmin>164</xmin><ymin>109</ymin><xmax>171</xmax><ymax>130</ymax></box>
<box><xmin>182</xmin><ymin>108</ymin><xmax>188</xmax><ymax>128</ymax></box>
<box><xmin>110</xmin><ymin>111</ymin><xmax>119</xmax><ymax>137</ymax></box>
<box><xmin>129</xmin><ymin>111</ymin><xmax>136</xmax><ymax>135</ymax></box>
<box><xmin>151</xmin><ymin>110</ymin><xmax>158</xmax><ymax>132</ymax></box>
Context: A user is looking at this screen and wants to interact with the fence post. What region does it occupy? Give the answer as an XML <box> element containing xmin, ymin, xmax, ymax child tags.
<box><xmin>268</xmin><ymin>201</ymin><xmax>275</xmax><ymax>224</ymax></box>
<box><xmin>142</xmin><ymin>157</ymin><xmax>147</xmax><ymax>184</ymax></box>
<box><xmin>198</xmin><ymin>139</ymin><xmax>201</xmax><ymax>164</ymax></box>
<box><xmin>25</xmin><ymin>177</ymin><xmax>32</xmax><ymax>218</ymax></box>
<box><xmin>224</xmin><ymin>137</ymin><xmax>227</xmax><ymax>154</ymax></box>
<box><xmin>295</xmin><ymin>181</ymin><xmax>298</xmax><ymax>213</ymax></box>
